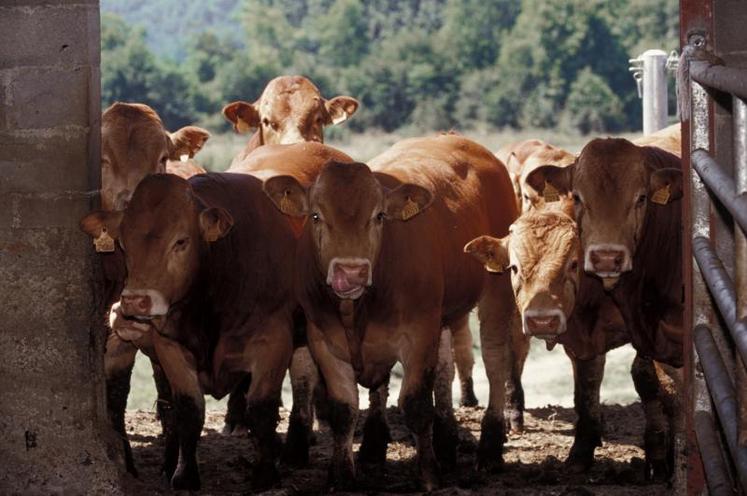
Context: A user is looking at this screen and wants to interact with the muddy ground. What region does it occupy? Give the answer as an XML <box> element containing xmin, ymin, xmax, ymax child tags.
<box><xmin>123</xmin><ymin>403</ymin><xmax>667</xmax><ymax>495</ymax></box>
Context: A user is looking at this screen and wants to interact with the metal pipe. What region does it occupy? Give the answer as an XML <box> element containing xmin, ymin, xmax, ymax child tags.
<box><xmin>692</xmin><ymin>149</ymin><xmax>747</xmax><ymax>236</ymax></box>
<box><xmin>694</xmin><ymin>410</ymin><xmax>736</xmax><ymax>495</ymax></box>
<box><xmin>733</xmin><ymin>96</ymin><xmax>747</xmax><ymax>451</ymax></box>
<box><xmin>694</xmin><ymin>324</ymin><xmax>747</xmax><ymax>493</ymax></box>
<box><xmin>691</xmin><ymin>60</ymin><xmax>747</xmax><ymax>101</ymax></box>
<box><xmin>642</xmin><ymin>50</ymin><xmax>670</xmax><ymax>134</ymax></box>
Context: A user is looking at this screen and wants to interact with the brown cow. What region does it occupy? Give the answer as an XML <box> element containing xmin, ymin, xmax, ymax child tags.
<box><xmin>632</xmin><ymin>123</ymin><xmax>682</xmax><ymax>158</ymax></box>
<box><xmin>222</xmin><ymin>75</ymin><xmax>359</xmax><ymax>167</ymax></box>
<box><xmin>264</xmin><ymin>135</ymin><xmax>518</xmax><ymax>489</ymax></box>
<box><xmin>82</xmin><ymin>172</ymin><xmax>298</xmax><ymax>491</ymax></box>
<box><xmin>519</xmin><ymin>138</ymin><xmax>683</xmax><ymax>478</ymax></box>
<box><xmin>96</xmin><ymin>102</ymin><xmax>210</xmax><ymax>475</ymax></box>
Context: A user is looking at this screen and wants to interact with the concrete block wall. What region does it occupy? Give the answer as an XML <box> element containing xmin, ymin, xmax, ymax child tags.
<box><xmin>0</xmin><ymin>1</ymin><xmax>125</xmax><ymax>493</ymax></box>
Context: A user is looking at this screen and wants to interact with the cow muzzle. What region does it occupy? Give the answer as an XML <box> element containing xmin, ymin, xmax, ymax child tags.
<box><xmin>119</xmin><ymin>288</ymin><xmax>169</xmax><ymax>319</ymax></box>
<box><xmin>109</xmin><ymin>302</ymin><xmax>152</xmax><ymax>342</ymax></box>
<box><xmin>326</xmin><ymin>257</ymin><xmax>371</xmax><ymax>300</ymax></box>
<box><xmin>585</xmin><ymin>244</ymin><xmax>631</xmax><ymax>288</ymax></box>
<box><xmin>523</xmin><ymin>308</ymin><xmax>567</xmax><ymax>339</ymax></box>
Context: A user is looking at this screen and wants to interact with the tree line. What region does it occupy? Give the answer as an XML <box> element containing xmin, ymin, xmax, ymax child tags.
<box><xmin>101</xmin><ymin>0</ymin><xmax>678</xmax><ymax>134</ymax></box>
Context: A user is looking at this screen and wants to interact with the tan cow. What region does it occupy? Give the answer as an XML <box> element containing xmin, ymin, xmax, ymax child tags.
<box><xmin>511</xmin><ymin>137</ymin><xmax>683</xmax><ymax>479</ymax></box>
<box><xmin>633</xmin><ymin>123</ymin><xmax>682</xmax><ymax>158</ymax></box>
<box><xmin>264</xmin><ymin>135</ymin><xmax>518</xmax><ymax>489</ymax></box>
<box><xmin>222</xmin><ymin>75</ymin><xmax>358</xmax><ymax>167</ymax></box>
<box><xmin>95</xmin><ymin>102</ymin><xmax>210</xmax><ymax>475</ymax></box>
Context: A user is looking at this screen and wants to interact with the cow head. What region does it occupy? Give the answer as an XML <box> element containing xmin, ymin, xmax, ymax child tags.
<box><xmin>222</xmin><ymin>76</ymin><xmax>358</xmax><ymax>147</ymax></box>
<box><xmin>81</xmin><ymin>174</ymin><xmax>233</xmax><ymax>327</ymax></box>
<box><xmin>465</xmin><ymin>211</ymin><xmax>581</xmax><ymax>342</ymax></box>
<box><xmin>101</xmin><ymin>102</ymin><xmax>210</xmax><ymax>211</ymax></box>
<box><xmin>525</xmin><ymin>138</ymin><xmax>682</xmax><ymax>290</ymax></box>
<box><xmin>264</xmin><ymin>161</ymin><xmax>432</xmax><ymax>300</ymax></box>
<box><xmin>517</xmin><ymin>150</ymin><xmax>576</xmax><ymax>213</ymax></box>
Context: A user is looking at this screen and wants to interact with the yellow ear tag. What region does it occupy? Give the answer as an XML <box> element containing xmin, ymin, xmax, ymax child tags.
<box><xmin>279</xmin><ymin>192</ymin><xmax>294</xmax><ymax>215</ymax></box>
<box><xmin>651</xmin><ymin>184</ymin><xmax>671</xmax><ymax>205</ymax></box>
<box><xmin>94</xmin><ymin>229</ymin><xmax>115</xmax><ymax>253</ymax></box>
<box><xmin>401</xmin><ymin>197</ymin><xmax>420</xmax><ymax>221</ymax></box>
<box><xmin>543</xmin><ymin>181</ymin><xmax>560</xmax><ymax>203</ymax></box>
<box><xmin>236</xmin><ymin>117</ymin><xmax>251</xmax><ymax>134</ymax></box>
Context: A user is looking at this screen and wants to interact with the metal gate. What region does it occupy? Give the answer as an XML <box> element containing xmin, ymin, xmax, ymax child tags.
<box><xmin>681</xmin><ymin>0</ymin><xmax>747</xmax><ymax>494</ymax></box>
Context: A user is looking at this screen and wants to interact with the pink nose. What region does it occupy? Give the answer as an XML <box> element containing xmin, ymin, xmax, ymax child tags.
<box><xmin>589</xmin><ymin>249</ymin><xmax>626</xmax><ymax>273</ymax></box>
<box><xmin>524</xmin><ymin>314</ymin><xmax>561</xmax><ymax>335</ymax></box>
<box><xmin>334</xmin><ymin>262</ymin><xmax>369</xmax><ymax>287</ymax></box>
<box><xmin>120</xmin><ymin>294</ymin><xmax>152</xmax><ymax>316</ymax></box>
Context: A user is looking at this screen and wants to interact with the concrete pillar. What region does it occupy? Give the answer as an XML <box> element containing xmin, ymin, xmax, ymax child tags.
<box><xmin>641</xmin><ymin>49</ymin><xmax>670</xmax><ymax>135</ymax></box>
<box><xmin>0</xmin><ymin>1</ymin><xmax>124</xmax><ymax>492</ymax></box>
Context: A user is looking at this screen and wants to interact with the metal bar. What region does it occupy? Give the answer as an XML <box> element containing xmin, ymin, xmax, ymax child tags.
<box><xmin>694</xmin><ymin>324</ymin><xmax>747</xmax><ymax>493</ymax></box>
<box><xmin>691</xmin><ymin>60</ymin><xmax>747</xmax><ymax>101</ymax></box>
<box><xmin>692</xmin><ymin>148</ymin><xmax>747</xmax><ymax>236</ymax></box>
<box><xmin>642</xmin><ymin>49</ymin><xmax>670</xmax><ymax>134</ymax></box>
<box><xmin>694</xmin><ymin>410</ymin><xmax>736</xmax><ymax>495</ymax></box>
<box><xmin>734</xmin><ymin>96</ymin><xmax>747</xmax><ymax>453</ymax></box>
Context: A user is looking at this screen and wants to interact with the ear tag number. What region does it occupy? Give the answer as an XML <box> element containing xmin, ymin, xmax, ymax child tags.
<box><xmin>94</xmin><ymin>229</ymin><xmax>115</xmax><ymax>253</ymax></box>
<box><xmin>543</xmin><ymin>181</ymin><xmax>560</xmax><ymax>203</ymax></box>
<box><xmin>401</xmin><ymin>197</ymin><xmax>420</xmax><ymax>221</ymax></box>
<box><xmin>651</xmin><ymin>184</ymin><xmax>671</xmax><ymax>205</ymax></box>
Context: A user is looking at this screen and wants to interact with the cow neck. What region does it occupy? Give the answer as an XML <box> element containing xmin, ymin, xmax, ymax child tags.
<box><xmin>337</xmin><ymin>296</ymin><xmax>369</xmax><ymax>379</ymax></box>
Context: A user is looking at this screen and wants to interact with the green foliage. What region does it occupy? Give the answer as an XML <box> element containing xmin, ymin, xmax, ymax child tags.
<box><xmin>101</xmin><ymin>0</ymin><xmax>680</xmax><ymax>135</ymax></box>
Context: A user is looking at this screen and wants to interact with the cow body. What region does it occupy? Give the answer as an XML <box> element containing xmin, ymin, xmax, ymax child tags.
<box><xmin>84</xmin><ymin>173</ymin><xmax>297</xmax><ymax>490</ymax></box>
<box><xmin>633</xmin><ymin>123</ymin><xmax>682</xmax><ymax>158</ymax></box>
<box><xmin>491</xmin><ymin>137</ymin><xmax>683</xmax><ymax>478</ymax></box>
<box><xmin>265</xmin><ymin>135</ymin><xmax>518</xmax><ymax>489</ymax></box>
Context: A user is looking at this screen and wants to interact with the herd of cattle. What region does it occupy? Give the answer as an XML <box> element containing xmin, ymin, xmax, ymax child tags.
<box><xmin>80</xmin><ymin>75</ymin><xmax>685</xmax><ymax>492</ymax></box>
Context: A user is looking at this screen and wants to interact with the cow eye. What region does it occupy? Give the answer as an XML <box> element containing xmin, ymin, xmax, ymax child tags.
<box><xmin>311</xmin><ymin>212</ymin><xmax>320</xmax><ymax>223</ymax></box>
<box><xmin>509</xmin><ymin>264</ymin><xmax>518</xmax><ymax>275</ymax></box>
<box><xmin>174</xmin><ymin>237</ymin><xmax>189</xmax><ymax>250</ymax></box>
<box><xmin>572</xmin><ymin>192</ymin><xmax>582</xmax><ymax>205</ymax></box>
<box><xmin>160</xmin><ymin>156</ymin><xmax>168</xmax><ymax>166</ymax></box>
<box><xmin>262</xmin><ymin>118</ymin><xmax>270</xmax><ymax>126</ymax></box>
<box><xmin>569</xmin><ymin>259</ymin><xmax>578</xmax><ymax>271</ymax></box>
<box><xmin>376</xmin><ymin>211</ymin><xmax>386</xmax><ymax>223</ymax></box>
<box><xmin>636</xmin><ymin>194</ymin><xmax>647</xmax><ymax>206</ymax></box>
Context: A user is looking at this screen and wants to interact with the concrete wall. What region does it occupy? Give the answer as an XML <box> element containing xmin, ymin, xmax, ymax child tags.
<box><xmin>0</xmin><ymin>1</ymin><xmax>124</xmax><ymax>493</ymax></box>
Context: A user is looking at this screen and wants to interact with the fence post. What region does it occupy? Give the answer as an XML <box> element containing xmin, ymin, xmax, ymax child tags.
<box><xmin>630</xmin><ymin>49</ymin><xmax>672</xmax><ymax>135</ymax></box>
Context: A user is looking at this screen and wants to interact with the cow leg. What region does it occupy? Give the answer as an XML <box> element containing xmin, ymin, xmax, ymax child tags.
<box><xmin>433</xmin><ymin>326</ymin><xmax>459</xmax><ymax>470</ymax></box>
<box><xmin>104</xmin><ymin>332</ymin><xmax>138</xmax><ymax>476</ymax></box>
<box><xmin>283</xmin><ymin>345</ymin><xmax>318</xmax><ymax>466</ymax></box>
<box><xmin>399</xmin><ymin>319</ymin><xmax>441</xmax><ymax>491</ymax></box>
<box><xmin>149</xmin><ymin>359</ymin><xmax>179</xmax><ymax>479</ymax></box>
<box><xmin>358</xmin><ymin>376</ymin><xmax>391</xmax><ymax>465</ymax></box>
<box><xmin>505</xmin><ymin>323</ymin><xmax>530</xmax><ymax>434</ymax></box>
<box><xmin>451</xmin><ymin>315</ymin><xmax>478</xmax><ymax>407</ymax></box>
<box><xmin>476</xmin><ymin>276</ymin><xmax>514</xmax><ymax>471</ymax></box>
<box><xmin>566</xmin><ymin>352</ymin><xmax>605</xmax><ymax>473</ymax></box>
<box><xmin>152</xmin><ymin>332</ymin><xmax>204</xmax><ymax>491</ymax></box>
<box><xmin>222</xmin><ymin>379</ymin><xmax>249</xmax><ymax>435</ymax></box>
<box><xmin>631</xmin><ymin>354</ymin><xmax>672</xmax><ymax>481</ymax></box>
<box><xmin>307</xmin><ymin>323</ymin><xmax>359</xmax><ymax>490</ymax></box>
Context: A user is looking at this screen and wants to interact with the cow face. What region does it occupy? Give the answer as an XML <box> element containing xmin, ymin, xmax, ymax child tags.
<box><xmin>264</xmin><ymin>161</ymin><xmax>432</xmax><ymax>300</ymax></box>
<box><xmin>465</xmin><ymin>212</ymin><xmax>581</xmax><ymax>341</ymax></box>
<box><xmin>222</xmin><ymin>76</ymin><xmax>358</xmax><ymax>147</ymax></box>
<box><xmin>81</xmin><ymin>175</ymin><xmax>233</xmax><ymax>326</ymax></box>
<box><xmin>101</xmin><ymin>103</ymin><xmax>210</xmax><ymax>211</ymax></box>
<box><xmin>518</xmin><ymin>153</ymin><xmax>576</xmax><ymax>213</ymax></box>
<box><xmin>525</xmin><ymin>138</ymin><xmax>682</xmax><ymax>290</ymax></box>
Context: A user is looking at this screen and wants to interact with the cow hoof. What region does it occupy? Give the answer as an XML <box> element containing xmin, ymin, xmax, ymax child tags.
<box><xmin>221</xmin><ymin>421</ymin><xmax>248</xmax><ymax>436</ymax></box>
<box><xmin>646</xmin><ymin>459</ymin><xmax>671</xmax><ymax>482</ymax></box>
<box><xmin>418</xmin><ymin>460</ymin><xmax>441</xmax><ymax>492</ymax></box>
<box><xmin>507</xmin><ymin>410</ymin><xmax>524</xmax><ymax>435</ymax></box>
<box><xmin>327</xmin><ymin>458</ymin><xmax>356</xmax><ymax>491</ymax></box>
<box><xmin>171</xmin><ymin>466</ymin><xmax>201</xmax><ymax>491</ymax></box>
<box><xmin>284</xmin><ymin>415</ymin><xmax>311</xmax><ymax>466</ymax></box>
<box><xmin>565</xmin><ymin>452</ymin><xmax>594</xmax><ymax>474</ymax></box>
<box><xmin>358</xmin><ymin>415</ymin><xmax>390</xmax><ymax>466</ymax></box>
<box><xmin>433</xmin><ymin>415</ymin><xmax>458</xmax><ymax>470</ymax></box>
<box><xmin>252</xmin><ymin>462</ymin><xmax>280</xmax><ymax>491</ymax></box>
<box><xmin>460</xmin><ymin>380</ymin><xmax>479</xmax><ymax>407</ymax></box>
<box><xmin>477</xmin><ymin>453</ymin><xmax>504</xmax><ymax>473</ymax></box>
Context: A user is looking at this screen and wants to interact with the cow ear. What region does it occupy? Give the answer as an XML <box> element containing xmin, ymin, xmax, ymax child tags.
<box><xmin>168</xmin><ymin>126</ymin><xmax>211</xmax><ymax>160</ymax></box>
<box><xmin>264</xmin><ymin>175</ymin><xmax>309</xmax><ymax>217</ymax></box>
<box><xmin>199</xmin><ymin>207</ymin><xmax>233</xmax><ymax>243</ymax></box>
<box><xmin>385</xmin><ymin>184</ymin><xmax>433</xmax><ymax>221</ymax></box>
<box><xmin>222</xmin><ymin>101</ymin><xmax>260</xmax><ymax>134</ymax></box>
<box><xmin>325</xmin><ymin>96</ymin><xmax>359</xmax><ymax>125</ymax></box>
<box><xmin>524</xmin><ymin>164</ymin><xmax>574</xmax><ymax>200</ymax></box>
<box><xmin>649</xmin><ymin>168</ymin><xmax>683</xmax><ymax>205</ymax></box>
<box><xmin>464</xmin><ymin>235</ymin><xmax>510</xmax><ymax>273</ymax></box>
<box><xmin>80</xmin><ymin>210</ymin><xmax>123</xmax><ymax>253</ymax></box>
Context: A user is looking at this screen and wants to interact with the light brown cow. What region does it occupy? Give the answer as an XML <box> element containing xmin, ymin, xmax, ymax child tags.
<box><xmin>264</xmin><ymin>135</ymin><xmax>518</xmax><ymax>489</ymax></box>
<box><xmin>632</xmin><ymin>123</ymin><xmax>682</xmax><ymax>158</ymax></box>
<box><xmin>82</xmin><ymin>172</ymin><xmax>299</xmax><ymax>491</ymax></box>
<box><xmin>96</xmin><ymin>102</ymin><xmax>210</xmax><ymax>475</ymax></box>
<box><xmin>222</xmin><ymin>75</ymin><xmax>358</xmax><ymax>167</ymax></box>
<box><xmin>516</xmin><ymin>137</ymin><xmax>683</xmax><ymax>479</ymax></box>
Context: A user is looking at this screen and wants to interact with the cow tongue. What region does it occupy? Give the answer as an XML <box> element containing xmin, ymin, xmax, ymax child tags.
<box><xmin>332</xmin><ymin>270</ymin><xmax>356</xmax><ymax>294</ymax></box>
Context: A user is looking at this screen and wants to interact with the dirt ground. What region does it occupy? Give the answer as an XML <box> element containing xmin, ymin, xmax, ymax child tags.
<box><xmin>123</xmin><ymin>403</ymin><xmax>667</xmax><ymax>495</ymax></box>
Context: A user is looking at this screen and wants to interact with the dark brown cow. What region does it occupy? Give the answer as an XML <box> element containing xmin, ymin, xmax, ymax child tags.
<box><xmin>222</xmin><ymin>76</ymin><xmax>358</xmax><ymax>167</ymax></box>
<box><xmin>518</xmin><ymin>137</ymin><xmax>683</xmax><ymax>478</ymax></box>
<box><xmin>264</xmin><ymin>135</ymin><xmax>518</xmax><ymax>489</ymax></box>
<box><xmin>95</xmin><ymin>102</ymin><xmax>210</xmax><ymax>475</ymax></box>
<box><xmin>82</xmin><ymin>172</ymin><xmax>298</xmax><ymax>491</ymax></box>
